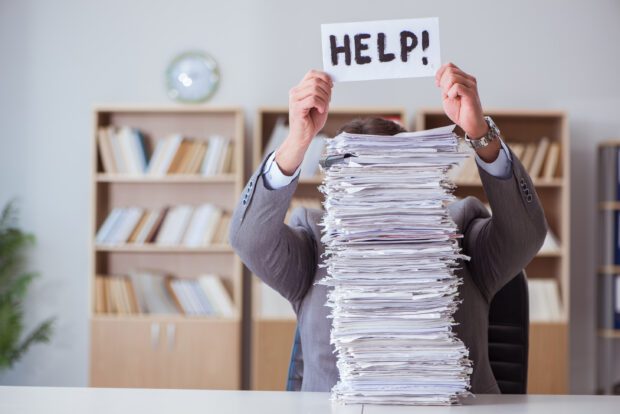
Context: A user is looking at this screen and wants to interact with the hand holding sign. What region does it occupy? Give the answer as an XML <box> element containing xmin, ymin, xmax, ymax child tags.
<box><xmin>321</xmin><ymin>18</ymin><xmax>441</xmax><ymax>82</ymax></box>
<box><xmin>275</xmin><ymin>70</ymin><xmax>333</xmax><ymax>175</ymax></box>
<box><xmin>435</xmin><ymin>62</ymin><xmax>487</xmax><ymax>140</ymax></box>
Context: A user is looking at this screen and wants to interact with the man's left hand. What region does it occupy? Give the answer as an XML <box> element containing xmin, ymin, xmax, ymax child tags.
<box><xmin>435</xmin><ymin>63</ymin><xmax>488</xmax><ymax>139</ymax></box>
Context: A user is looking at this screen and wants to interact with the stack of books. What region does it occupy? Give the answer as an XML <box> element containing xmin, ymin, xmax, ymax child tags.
<box><xmin>95</xmin><ymin>204</ymin><xmax>231</xmax><ymax>247</ymax></box>
<box><xmin>95</xmin><ymin>272</ymin><xmax>234</xmax><ymax>317</ymax></box>
<box><xmin>98</xmin><ymin>126</ymin><xmax>234</xmax><ymax>176</ymax></box>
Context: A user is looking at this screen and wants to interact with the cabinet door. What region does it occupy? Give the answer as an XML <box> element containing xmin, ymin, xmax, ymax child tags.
<box><xmin>90</xmin><ymin>318</ymin><xmax>165</xmax><ymax>388</ymax></box>
<box><xmin>251</xmin><ymin>319</ymin><xmax>297</xmax><ymax>390</ymax></box>
<box><xmin>163</xmin><ymin>319</ymin><xmax>240</xmax><ymax>389</ymax></box>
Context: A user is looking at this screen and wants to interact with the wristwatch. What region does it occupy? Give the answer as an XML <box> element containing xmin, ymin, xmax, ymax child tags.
<box><xmin>464</xmin><ymin>116</ymin><xmax>501</xmax><ymax>150</ymax></box>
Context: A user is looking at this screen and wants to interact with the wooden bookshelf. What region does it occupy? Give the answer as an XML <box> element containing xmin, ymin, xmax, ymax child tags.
<box><xmin>417</xmin><ymin>108</ymin><xmax>570</xmax><ymax>394</ymax></box>
<box><xmin>250</xmin><ymin>106</ymin><xmax>407</xmax><ymax>390</ymax></box>
<box><xmin>89</xmin><ymin>106</ymin><xmax>244</xmax><ymax>389</ymax></box>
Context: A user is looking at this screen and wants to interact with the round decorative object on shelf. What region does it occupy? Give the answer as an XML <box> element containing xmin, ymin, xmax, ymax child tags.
<box><xmin>166</xmin><ymin>51</ymin><xmax>220</xmax><ymax>103</ymax></box>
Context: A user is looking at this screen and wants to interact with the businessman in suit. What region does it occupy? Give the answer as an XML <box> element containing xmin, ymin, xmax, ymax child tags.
<box><xmin>230</xmin><ymin>63</ymin><xmax>547</xmax><ymax>394</ymax></box>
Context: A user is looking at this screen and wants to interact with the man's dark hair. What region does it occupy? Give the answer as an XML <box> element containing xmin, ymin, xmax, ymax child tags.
<box><xmin>336</xmin><ymin>117</ymin><xmax>407</xmax><ymax>136</ymax></box>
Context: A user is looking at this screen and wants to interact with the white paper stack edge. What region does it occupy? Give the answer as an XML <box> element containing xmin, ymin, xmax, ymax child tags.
<box><xmin>319</xmin><ymin>125</ymin><xmax>472</xmax><ymax>405</ymax></box>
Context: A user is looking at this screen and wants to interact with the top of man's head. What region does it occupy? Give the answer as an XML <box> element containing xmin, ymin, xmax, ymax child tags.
<box><xmin>336</xmin><ymin>117</ymin><xmax>407</xmax><ymax>136</ymax></box>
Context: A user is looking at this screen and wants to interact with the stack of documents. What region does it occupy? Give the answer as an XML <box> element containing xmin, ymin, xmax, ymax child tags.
<box><xmin>319</xmin><ymin>125</ymin><xmax>472</xmax><ymax>405</ymax></box>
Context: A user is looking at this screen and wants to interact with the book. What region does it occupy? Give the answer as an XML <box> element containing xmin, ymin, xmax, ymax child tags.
<box><xmin>156</xmin><ymin>205</ymin><xmax>193</xmax><ymax>245</ymax></box>
<box><xmin>185</xmin><ymin>141</ymin><xmax>208</xmax><ymax>174</ymax></box>
<box><xmin>520</xmin><ymin>143</ymin><xmax>537</xmax><ymax>172</ymax></box>
<box><xmin>300</xmin><ymin>135</ymin><xmax>326</xmax><ymax>178</ymax></box>
<box><xmin>598</xmin><ymin>145</ymin><xmax>618</xmax><ymax>202</ymax></box>
<box><xmin>144</xmin><ymin>208</ymin><xmax>168</xmax><ymax>243</ymax></box>
<box><xmin>151</xmin><ymin>134</ymin><xmax>183</xmax><ymax>175</ymax></box>
<box><xmin>107</xmin><ymin>127</ymin><xmax>127</xmax><ymax>174</ymax></box>
<box><xmin>259</xmin><ymin>281</ymin><xmax>295</xmax><ymax>318</ymax></box>
<box><xmin>97</xmin><ymin>128</ymin><xmax>117</xmax><ymax>173</ymax></box>
<box><xmin>95</xmin><ymin>275</ymin><xmax>107</xmax><ymax>313</ymax></box>
<box><xmin>201</xmin><ymin>136</ymin><xmax>230</xmax><ymax>176</ymax></box>
<box><xmin>108</xmin><ymin>207</ymin><xmax>144</xmax><ymax>244</ymax></box>
<box><xmin>212</xmin><ymin>214</ymin><xmax>232</xmax><ymax>244</ymax></box>
<box><xmin>182</xmin><ymin>204</ymin><xmax>222</xmax><ymax>247</ymax></box>
<box><xmin>509</xmin><ymin>143</ymin><xmax>525</xmax><ymax>160</ymax></box>
<box><xmin>543</xmin><ymin>142</ymin><xmax>560</xmax><ymax>180</ymax></box>
<box><xmin>198</xmin><ymin>275</ymin><xmax>234</xmax><ymax>317</ymax></box>
<box><xmin>189</xmin><ymin>279</ymin><xmax>215</xmax><ymax>315</ymax></box>
<box><xmin>128</xmin><ymin>270</ymin><xmax>179</xmax><ymax>315</ymax></box>
<box><xmin>539</xmin><ymin>230</ymin><xmax>561</xmax><ymax>254</ymax></box>
<box><xmin>127</xmin><ymin>211</ymin><xmax>148</xmax><ymax>243</ymax></box>
<box><xmin>598</xmin><ymin>274</ymin><xmax>620</xmax><ymax>329</ymax></box>
<box><xmin>117</xmin><ymin>127</ymin><xmax>143</xmax><ymax>175</ymax></box>
<box><xmin>263</xmin><ymin>117</ymin><xmax>289</xmax><ymax>159</ymax></box>
<box><xmin>528</xmin><ymin>278</ymin><xmax>563</xmax><ymax>322</ymax></box>
<box><xmin>168</xmin><ymin>139</ymin><xmax>191</xmax><ymax>174</ymax></box>
<box><xmin>529</xmin><ymin>137</ymin><xmax>550</xmax><ymax>178</ymax></box>
<box><xmin>95</xmin><ymin>208</ymin><xmax>123</xmax><ymax>244</ymax></box>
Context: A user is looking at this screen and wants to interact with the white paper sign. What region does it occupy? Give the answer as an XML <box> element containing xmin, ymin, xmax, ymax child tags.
<box><xmin>321</xmin><ymin>17</ymin><xmax>441</xmax><ymax>82</ymax></box>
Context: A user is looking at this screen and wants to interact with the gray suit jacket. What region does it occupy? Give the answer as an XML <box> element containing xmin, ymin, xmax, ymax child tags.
<box><xmin>230</xmin><ymin>146</ymin><xmax>547</xmax><ymax>394</ymax></box>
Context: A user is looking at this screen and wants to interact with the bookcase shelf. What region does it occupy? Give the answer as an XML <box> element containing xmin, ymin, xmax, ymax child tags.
<box><xmin>96</xmin><ymin>173</ymin><xmax>237</xmax><ymax>183</ymax></box>
<box><xmin>250</xmin><ymin>106</ymin><xmax>407</xmax><ymax>391</ymax></box>
<box><xmin>417</xmin><ymin>108</ymin><xmax>570</xmax><ymax>395</ymax></box>
<box><xmin>95</xmin><ymin>244</ymin><xmax>234</xmax><ymax>253</ymax></box>
<box><xmin>596</xmin><ymin>140</ymin><xmax>620</xmax><ymax>394</ymax></box>
<box><xmin>90</xmin><ymin>106</ymin><xmax>244</xmax><ymax>390</ymax></box>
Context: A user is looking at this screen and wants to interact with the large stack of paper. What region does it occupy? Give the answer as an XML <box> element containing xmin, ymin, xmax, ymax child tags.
<box><xmin>319</xmin><ymin>125</ymin><xmax>472</xmax><ymax>405</ymax></box>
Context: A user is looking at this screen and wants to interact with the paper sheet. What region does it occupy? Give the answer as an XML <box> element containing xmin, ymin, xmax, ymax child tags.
<box><xmin>321</xmin><ymin>18</ymin><xmax>441</xmax><ymax>82</ymax></box>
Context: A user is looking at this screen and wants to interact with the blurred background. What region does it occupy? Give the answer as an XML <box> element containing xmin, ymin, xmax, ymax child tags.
<box><xmin>0</xmin><ymin>0</ymin><xmax>619</xmax><ymax>395</ymax></box>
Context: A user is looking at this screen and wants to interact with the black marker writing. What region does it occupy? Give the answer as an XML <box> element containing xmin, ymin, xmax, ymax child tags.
<box><xmin>400</xmin><ymin>31</ymin><xmax>418</xmax><ymax>62</ymax></box>
<box><xmin>354</xmin><ymin>33</ymin><xmax>371</xmax><ymax>64</ymax></box>
<box><xmin>330</xmin><ymin>34</ymin><xmax>352</xmax><ymax>66</ymax></box>
<box><xmin>421</xmin><ymin>30</ymin><xmax>429</xmax><ymax>65</ymax></box>
<box><xmin>377</xmin><ymin>32</ymin><xmax>395</xmax><ymax>62</ymax></box>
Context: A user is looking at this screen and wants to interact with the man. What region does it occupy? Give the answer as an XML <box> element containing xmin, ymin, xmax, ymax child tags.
<box><xmin>230</xmin><ymin>63</ymin><xmax>547</xmax><ymax>394</ymax></box>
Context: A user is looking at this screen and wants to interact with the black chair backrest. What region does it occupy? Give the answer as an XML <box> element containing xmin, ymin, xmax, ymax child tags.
<box><xmin>487</xmin><ymin>271</ymin><xmax>529</xmax><ymax>394</ymax></box>
<box><xmin>286</xmin><ymin>271</ymin><xmax>530</xmax><ymax>393</ymax></box>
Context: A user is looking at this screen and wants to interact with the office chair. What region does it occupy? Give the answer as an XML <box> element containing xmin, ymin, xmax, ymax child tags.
<box><xmin>286</xmin><ymin>271</ymin><xmax>530</xmax><ymax>394</ymax></box>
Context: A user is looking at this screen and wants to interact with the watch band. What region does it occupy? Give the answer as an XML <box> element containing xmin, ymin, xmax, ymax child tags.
<box><xmin>464</xmin><ymin>116</ymin><xmax>501</xmax><ymax>150</ymax></box>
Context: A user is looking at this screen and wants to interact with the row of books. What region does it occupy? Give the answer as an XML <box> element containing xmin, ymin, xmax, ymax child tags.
<box><xmin>96</xmin><ymin>204</ymin><xmax>231</xmax><ymax>247</ymax></box>
<box><xmin>452</xmin><ymin>138</ymin><xmax>561</xmax><ymax>183</ymax></box>
<box><xmin>599</xmin><ymin>145</ymin><xmax>620</xmax><ymax>202</ymax></box>
<box><xmin>263</xmin><ymin>118</ymin><xmax>326</xmax><ymax>178</ymax></box>
<box><xmin>95</xmin><ymin>271</ymin><xmax>234</xmax><ymax>317</ymax></box>
<box><xmin>98</xmin><ymin>126</ymin><xmax>234</xmax><ymax>176</ymax></box>
<box><xmin>528</xmin><ymin>278</ymin><xmax>564</xmax><ymax>322</ymax></box>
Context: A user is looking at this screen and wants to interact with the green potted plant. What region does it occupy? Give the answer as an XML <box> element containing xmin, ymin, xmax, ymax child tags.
<box><xmin>0</xmin><ymin>201</ymin><xmax>53</xmax><ymax>370</ymax></box>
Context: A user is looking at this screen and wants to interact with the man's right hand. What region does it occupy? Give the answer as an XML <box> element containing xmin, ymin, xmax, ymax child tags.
<box><xmin>275</xmin><ymin>70</ymin><xmax>333</xmax><ymax>175</ymax></box>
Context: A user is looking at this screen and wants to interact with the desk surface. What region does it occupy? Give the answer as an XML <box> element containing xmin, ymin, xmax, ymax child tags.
<box><xmin>1</xmin><ymin>387</ymin><xmax>619</xmax><ymax>414</ymax></box>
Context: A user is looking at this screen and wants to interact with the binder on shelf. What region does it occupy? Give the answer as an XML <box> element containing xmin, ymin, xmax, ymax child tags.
<box><xmin>598</xmin><ymin>273</ymin><xmax>620</xmax><ymax>330</ymax></box>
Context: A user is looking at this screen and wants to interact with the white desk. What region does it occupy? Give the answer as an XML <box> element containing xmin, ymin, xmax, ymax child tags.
<box><xmin>0</xmin><ymin>387</ymin><xmax>619</xmax><ymax>414</ymax></box>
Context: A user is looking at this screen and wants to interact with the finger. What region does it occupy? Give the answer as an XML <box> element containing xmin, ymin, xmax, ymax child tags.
<box><xmin>302</xmin><ymin>70</ymin><xmax>333</xmax><ymax>87</ymax></box>
<box><xmin>297</xmin><ymin>93</ymin><xmax>328</xmax><ymax>114</ymax></box>
<box><xmin>291</xmin><ymin>84</ymin><xmax>330</xmax><ymax>105</ymax></box>
<box><xmin>446</xmin><ymin>83</ymin><xmax>474</xmax><ymax>100</ymax></box>
<box><xmin>440</xmin><ymin>73</ymin><xmax>475</xmax><ymax>94</ymax></box>
<box><xmin>435</xmin><ymin>62</ymin><xmax>458</xmax><ymax>85</ymax></box>
<box><xmin>298</xmin><ymin>77</ymin><xmax>332</xmax><ymax>98</ymax></box>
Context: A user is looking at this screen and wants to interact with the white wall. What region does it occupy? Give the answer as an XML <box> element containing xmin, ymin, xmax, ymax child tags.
<box><xmin>0</xmin><ymin>0</ymin><xmax>618</xmax><ymax>392</ymax></box>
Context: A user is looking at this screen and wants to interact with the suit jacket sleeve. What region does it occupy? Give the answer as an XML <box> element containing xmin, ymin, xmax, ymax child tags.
<box><xmin>462</xmin><ymin>144</ymin><xmax>548</xmax><ymax>301</ymax></box>
<box><xmin>228</xmin><ymin>152</ymin><xmax>316</xmax><ymax>308</ymax></box>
